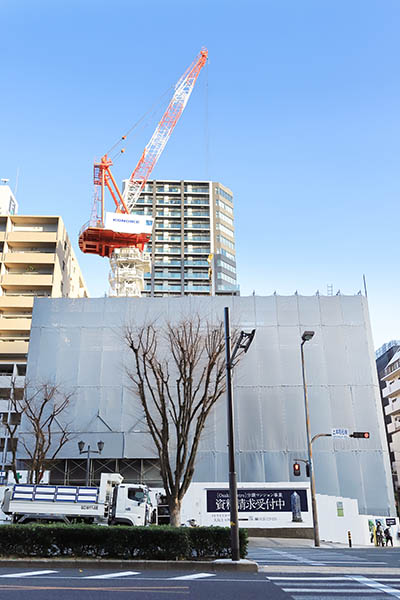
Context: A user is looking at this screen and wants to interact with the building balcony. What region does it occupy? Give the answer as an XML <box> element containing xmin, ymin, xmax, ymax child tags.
<box><xmin>6</xmin><ymin>232</ymin><xmax>57</xmax><ymax>244</ymax></box>
<box><xmin>1</xmin><ymin>274</ymin><xmax>53</xmax><ymax>286</ymax></box>
<box><xmin>386</xmin><ymin>400</ymin><xmax>400</xmax><ymax>418</ymax></box>
<box><xmin>0</xmin><ymin>318</ymin><xmax>31</xmax><ymax>332</ymax></box>
<box><xmin>0</xmin><ymin>340</ymin><xmax>29</xmax><ymax>355</ymax></box>
<box><xmin>3</xmin><ymin>252</ymin><xmax>56</xmax><ymax>264</ymax></box>
<box><xmin>184</xmin><ymin>199</ymin><xmax>209</xmax><ymax>206</ymax></box>
<box><xmin>154</xmin><ymin>273</ymin><xmax>181</xmax><ymax>280</ymax></box>
<box><xmin>185</xmin><ymin>224</ymin><xmax>210</xmax><ymax>230</ymax></box>
<box><xmin>383</xmin><ymin>358</ymin><xmax>400</xmax><ymax>381</ymax></box>
<box><xmin>184</xmin><ymin>273</ymin><xmax>209</xmax><ymax>280</ymax></box>
<box><xmin>155</xmin><ymin>224</ymin><xmax>181</xmax><ymax>230</ymax></box>
<box><xmin>185</xmin><ymin>248</ymin><xmax>210</xmax><ymax>254</ymax></box>
<box><xmin>388</xmin><ymin>420</ymin><xmax>400</xmax><ymax>435</ymax></box>
<box><xmin>184</xmin><ymin>285</ymin><xmax>210</xmax><ymax>293</ymax></box>
<box><xmin>0</xmin><ymin>375</ymin><xmax>12</xmax><ymax>388</ymax></box>
<box><xmin>383</xmin><ymin>378</ymin><xmax>400</xmax><ymax>400</ymax></box>
<box><xmin>0</xmin><ymin>296</ymin><xmax>34</xmax><ymax>309</ymax></box>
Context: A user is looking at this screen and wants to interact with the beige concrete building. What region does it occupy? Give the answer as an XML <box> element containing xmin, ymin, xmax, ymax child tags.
<box><xmin>0</xmin><ymin>211</ymin><xmax>88</xmax><ymax>474</ymax></box>
<box><xmin>0</xmin><ymin>214</ymin><xmax>88</xmax><ymax>367</ymax></box>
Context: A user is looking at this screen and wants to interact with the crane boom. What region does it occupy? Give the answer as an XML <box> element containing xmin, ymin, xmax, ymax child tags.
<box><xmin>79</xmin><ymin>47</ymin><xmax>207</xmax><ymax>285</ymax></box>
<box><xmin>123</xmin><ymin>48</ymin><xmax>208</xmax><ymax>211</ymax></box>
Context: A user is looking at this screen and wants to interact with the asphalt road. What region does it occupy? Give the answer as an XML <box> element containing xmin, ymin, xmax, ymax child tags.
<box><xmin>0</xmin><ymin>567</ymin><xmax>285</xmax><ymax>599</ymax></box>
<box><xmin>0</xmin><ymin>546</ymin><xmax>398</xmax><ymax>599</ymax></box>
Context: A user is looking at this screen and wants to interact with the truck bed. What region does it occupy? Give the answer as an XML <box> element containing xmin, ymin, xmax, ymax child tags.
<box><xmin>5</xmin><ymin>484</ymin><xmax>104</xmax><ymax>518</ymax></box>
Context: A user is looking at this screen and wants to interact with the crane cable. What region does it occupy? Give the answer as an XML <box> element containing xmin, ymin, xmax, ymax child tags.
<box><xmin>105</xmin><ymin>85</ymin><xmax>174</xmax><ymax>160</ymax></box>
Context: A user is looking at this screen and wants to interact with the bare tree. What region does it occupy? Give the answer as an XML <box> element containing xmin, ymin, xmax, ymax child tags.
<box><xmin>4</xmin><ymin>382</ymin><xmax>74</xmax><ymax>484</ymax></box>
<box><xmin>125</xmin><ymin>315</ymin><xmax>243</xmax><ymax>527</ymax></box>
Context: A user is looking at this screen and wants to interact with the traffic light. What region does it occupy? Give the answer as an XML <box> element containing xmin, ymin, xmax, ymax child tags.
<box><xmin>305</xmin><ymin>462</ymin><xmax>310</xmax><ymax>477</ymax></box>
<box><xmin>293</xmin><ymin>462</ymin><xmax>301</xmax><ymax>476</ymax></box>
<box><xmin>350</xmin><ymin>432</ymin><xmax>370</xmax><ymax>439</ymax></box>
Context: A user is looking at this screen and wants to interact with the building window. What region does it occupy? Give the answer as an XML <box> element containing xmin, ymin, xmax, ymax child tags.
<box><xmin>217</xmin><ymin>259</ymin><xmax>236</xmax><ymax>274</ymax></box>
<box><xmin>217</xmin><ymin>272</ymin><xmax>236</xmax><ymax>285</ymax></box>
<box><xmin>215</xmin><ymin>198</ymin><xmax>233</xmax><ymax>215</ymax></box>
<box><xmin>220</xmin><ymin>248</ymin><xmax>235</xmax><ymax>261</ymax></box>
<box><xmin>216</xmin><ymin>223</ymin><xmax>234</xmax><ymax>237</ymax></box>
<box><xmin>216</xmin><ymin>211</ymin><xmax>234</xmax><ymax>226</ymax></box>
<box><xmin>217</xmin><ymin>235</ymin><xmax>235</xmax><ymax>250</ymax></box>
<box><xmin>216</xmin><ymin>187</ymin><xmax>233</xmax><ymax>202</ymax></box>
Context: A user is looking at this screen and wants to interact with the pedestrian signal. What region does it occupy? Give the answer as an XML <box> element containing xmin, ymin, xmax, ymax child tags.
<box><xmin>293</xmin><ymin>462</ymin><xmax>301</xmax><ymax>476</ymax></box>
<box><xmin>350</xmin><ymin>432</ymin><xmax>370</xmax><ymax>439</ymax></box>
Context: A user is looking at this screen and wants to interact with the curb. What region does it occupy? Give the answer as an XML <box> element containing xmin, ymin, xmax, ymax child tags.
<box><xmin>0</xmin><ymin>558</ymin><xmax>259</xmax><ymax>573</ymax></box>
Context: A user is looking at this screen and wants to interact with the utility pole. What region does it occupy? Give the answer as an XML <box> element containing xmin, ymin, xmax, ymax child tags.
<box><xmin>224</xmin><ymin>307</ymin><xmax>255</xmax><ymax>561</ymax></box>
<box><xmin>300</xmin><ymin>330</ymin><xmax>320</xmax><ymax>547</ymax></box>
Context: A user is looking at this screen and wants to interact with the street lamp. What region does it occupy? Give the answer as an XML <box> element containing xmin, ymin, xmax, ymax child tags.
<box><xmin>300</xmin><ymin>330</ymin><xmax>320</xmax><ymax>547</ymax></box>
<box><xmin>224</xmin><ymin>306</ymin><xmax>256</xmax><ymax>561</ymax></box>
<box><xmin>78</xmin><ymin>440</ymin><xmax>104</xmax><ymax>486</ymax></box>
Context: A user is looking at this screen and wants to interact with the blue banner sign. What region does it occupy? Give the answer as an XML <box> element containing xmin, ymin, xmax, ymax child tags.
<box><xmin>206</xmin><ymin>489</ymin><xmax>308</xmax><ymax>513</ymax></box>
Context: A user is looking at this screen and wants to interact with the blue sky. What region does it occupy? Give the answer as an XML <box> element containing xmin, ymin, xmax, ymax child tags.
<box><xmin>0</xmin><ymin>0</ymin><xmax>399</xmax><ymax>348</ymax></box>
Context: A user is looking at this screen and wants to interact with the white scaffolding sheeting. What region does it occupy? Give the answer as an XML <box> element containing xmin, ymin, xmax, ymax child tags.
<box><xmin>26</xmin><ymin>294</ymin><xmax>395</xmax><ymax>517</ymax></box>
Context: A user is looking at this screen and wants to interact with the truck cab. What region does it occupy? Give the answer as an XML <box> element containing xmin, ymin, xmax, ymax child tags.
<box><xmin>111</xmin><ymin>484</ymin><xmax>152</xmax><ymax>526</ymax></box>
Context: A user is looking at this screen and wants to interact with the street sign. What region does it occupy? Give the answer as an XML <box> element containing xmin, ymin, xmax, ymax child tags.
<box><xmin>331</xmin><ymin>428</ymin><xmax>350</xmax><ymax>438</ymax></box>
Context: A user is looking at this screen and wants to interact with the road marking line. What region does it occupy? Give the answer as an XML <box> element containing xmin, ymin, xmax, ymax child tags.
<box><xmin>351</xmin><ymin>576</ymin><xmax>400</xmax><ymax>598</ymax></box>
<box><xmin>268</xmin><ymin>576</ymin><xmax>352</xmax><ymax>581</ymax></box>
<box><xmin>0</xmin><ymin>570</ymin><xmax>58</xmax><ymax>578</ymax></box>
<box><xmin>282</xmin><ymin>588</ymin><xmax>383</xmax><ymax>593</ymax></box>
<box><xmin>169</xmin><ymin>573</ymin><xmax>216</xmax><ymax>580</ymax></box>
<box><xmin>0</xmin><ymin>584</ymin><xmax>189</xmax><ymax>593</ymax></box>
<box><xmin>84</xmin><ymin>571</ymin><xmax>140</xmax><ymax>579</ymax></box>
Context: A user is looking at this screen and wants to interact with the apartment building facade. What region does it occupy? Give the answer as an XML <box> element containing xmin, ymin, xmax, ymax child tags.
<box><xmin>0</xmin><ymin>212</ymin><xmax>88</xmax><ymax>475</ymax></box>
<box><xmin>0</xmin><ymin>214</ymin><xmax>88</xmax><ymax>366</ymax></box>
<box><xmin>128</xmin><ymin>180</ymin><xmax>238</xmax><ymax>296</ymax></box>
<box><xmin>381</xmin><ymin>347</ymin><xmax>400</xmax><ymax>496</ymax></box>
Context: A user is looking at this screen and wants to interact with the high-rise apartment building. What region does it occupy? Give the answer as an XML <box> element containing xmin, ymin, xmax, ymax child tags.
<box><xmin>128</xmin><ymin>180</ymin><xmax>238</xmax><ymax>297</ymax></box>
<box><xmin>376</xmin><ymin>340</ymin><xmax>400</xmax><ymax>505</ymax></box>
<box><xmin>377</xmin><ymin>343</ymin><xmax>400</xmax><ymax>499</ymax></box>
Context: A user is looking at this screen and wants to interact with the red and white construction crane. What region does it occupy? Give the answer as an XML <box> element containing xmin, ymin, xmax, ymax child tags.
<box><xmin>79</xmin><ymin>48</ymin><xmax>208</xmax><ymax>262</ymax></box>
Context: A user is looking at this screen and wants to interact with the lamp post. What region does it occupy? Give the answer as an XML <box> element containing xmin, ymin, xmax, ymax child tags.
<box><xmin>224</xmin><ymin>306</ymin><xmax>255</xmax><ymax>561</ymax></box>
<box><xmin>78</xmin><ymin>440</ymin><xmax>104</xmax><ymax>486</ymax></box>
<box><xmin>300</xmin><ymin>330</ymin><xmax>320</xmax><ymax>547</ymax></box>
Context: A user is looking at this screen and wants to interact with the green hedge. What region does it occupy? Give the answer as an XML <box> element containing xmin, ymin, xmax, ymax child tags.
<box><xmin>0</xmin><ymin>524</ymin><xmax>248</xmax><ymax>560</ymax></box>
<box><xmin>187</xmin><ymin>527</ymin><xmax>248</xmax><ymax>559</ymax></box>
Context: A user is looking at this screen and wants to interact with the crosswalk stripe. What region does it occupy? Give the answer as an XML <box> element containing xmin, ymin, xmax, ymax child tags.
<box><xmin>351</xmin><ymin>576</ymin><xmax>400</xmax><ymax>598</ymax></box>
<box><xmin>0</xmin><ymin>570</ymin><xmax>57</xmax><ymax>578</ymax></box>
<box><xmin>169</xmin><ymin>573</ymin><xmax>216</xmax><ymax>580</ymax></box>
<box><xmin>84</xmin><ymin>571</ymin><xmax>140</xmax><ymax>579</ymax></box>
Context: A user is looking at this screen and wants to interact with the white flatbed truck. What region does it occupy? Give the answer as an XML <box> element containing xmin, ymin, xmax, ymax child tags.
<box><xmin>1</xmin><ymin>473</ymin><xmax>155</xmax><ymax>526</ymax></box>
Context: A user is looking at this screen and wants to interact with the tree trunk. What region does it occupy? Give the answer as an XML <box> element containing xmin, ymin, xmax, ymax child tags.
<box><xmin>169</xmin><ymin>498</ymin><xmax>182</xmax><ymax>527</ymax></box>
